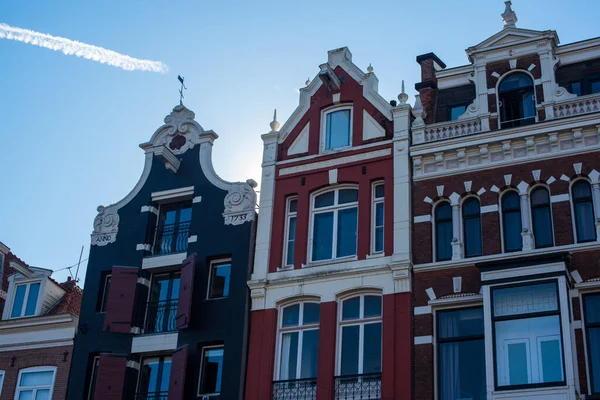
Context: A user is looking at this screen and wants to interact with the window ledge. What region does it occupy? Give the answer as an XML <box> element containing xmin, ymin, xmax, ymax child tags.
<box><xmin>491</xmin><ymin>384</ymin><xmax>571</xmax><ymax>399</ymax></box>
<box><xmin>304</xmin><ymin>256</ymin><xmax>358</xmax><ymax>268</ymax></box>
<box><xmin>142</xmin><ymin>252</ymin><xmax>187</xmax><ymax>269</ymax></box>
<box><xmin>366</xmin><ymin>252</ymin><xmax>385</xmax><ymax>259</ymax></box>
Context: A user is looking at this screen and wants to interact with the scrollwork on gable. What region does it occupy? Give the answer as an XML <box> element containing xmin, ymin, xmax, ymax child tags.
<box><xmin>223</xmin><ymin>179</ymin><xmax>258</xmax><ymax>226</ymax></box>
<box><xmin>91</xmin><ymin>205</ymin><xmax>119</xmax><ymax>246</ymax></box>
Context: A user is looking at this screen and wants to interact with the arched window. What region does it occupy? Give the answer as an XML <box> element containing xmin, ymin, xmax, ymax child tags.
<box><xmin>323</xmin><ymin>108</ymin><xmax>352</xmax><ymax>150</ymax></box>
<box><xmin>572</xmin><ymin>180</ymin><xmax>597</xmax><ymax>242</ymax></box>
<box><xmin>498</xmin><ymin>72</ymin><xmax>535</xmax><ymax>129</ymax></box>
<box><xmin>277</xmin><ymin>302</ymin><xmax>320</xmax><ymax>383</ymax></box>
<box><xmin>435</xmin><ymin>202</ymin><xmax>452</xmax><ymax>261</ymax></box>
<box><xmin>311</xmin><ymin>188</ymin><xmax>358</xmax><ymax>262</ymax></box>
<box><xmin>530</xmin><ymin>187</ymin><xmax>554</xmax><ymax>248</ymax></box>
<box><xmin>502</xmin><ymin>192</ymin><xmax>522</xmax><ymax>252</ymax></box>
<box><xmin>462</xmin><ymin>198</ymin><xmax>482</xmax><ymax>257</ymax></box>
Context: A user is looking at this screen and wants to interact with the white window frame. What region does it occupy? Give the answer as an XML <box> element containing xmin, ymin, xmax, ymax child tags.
<box><xmin>320</xmin><ymin>106</ymin><xmax>353</xmax><ymax>153</ymax></box>
<box><xmin>8</xmin><ymin>279</ymin><xmax>42</xmax><ymax>319</ymax></box>
<box><xmin>198</xmin><ymin>345</ymin><xmax>225</xmax><ymax>397</ymax></box>
<box><xmin>98</xmin><ymin>274</ymin><xmax>111</xmax><ymax>313</ymax></box>
<box><xmin>308</xmin><ymin>186</ymin><xmax>359</xmax><ymax>264</ymax></box>
<box><xmin>495</xmin><ymin>70</ymin><xmax>538</xmax><ymax>128</ymax></box>
<box><xmin>207</xmin><ymin>258</ymin><xmax>232</xmax><ymax>300</ymax></box>
<box><xmin>275</xmin><ymin>301</ymin><xmax>320</xmax><ymax>381</ymax></box>
<box><xmin>0</xmin><ymin>369</ymin><xmax>4</xmax><ymax>396</ymax></box>
<box><xmin>14</xmin><ymin>366</ymin><xmax>56</xmax><ymax>400</ymax></box>
<box><xmin>283</xmin><ymin>197</ymin><xmax>298</xmax><ymax>268</ymax></box>
<box><xmin>371</xmin><ymin>182</ymin><xmax>385</xmax><ymax>255</ymax></box>
<box><xmin>136</xmin><ymin>355</ymin><xmax>172</xmax><ymax>396</ymax></box>
<box><xmin>86</xmin><ymin>356</ymin><xmax>99</xmax><ymax>400</ymax></box>
<box><xmin>336</xmin><ymin>293</ymin><xmax>382</xmax><ymax>376</ymax></box>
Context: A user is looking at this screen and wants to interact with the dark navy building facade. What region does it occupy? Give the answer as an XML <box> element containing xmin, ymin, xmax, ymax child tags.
<box><xmin>67</xmin><ymin>104</ymin><xmax>257</xmax><ymax>400</ymax></box>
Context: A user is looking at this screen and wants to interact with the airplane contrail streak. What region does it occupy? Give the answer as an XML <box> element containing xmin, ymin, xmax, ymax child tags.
<box><xmin>0</xmin><ymin>23</ymin><xmax>168</xmax><ymax>73</ymax></box>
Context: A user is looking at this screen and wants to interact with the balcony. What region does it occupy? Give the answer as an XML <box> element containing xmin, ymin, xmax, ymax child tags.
<box><xmin>272</xmin><ymin>378</ymin><xmax>317</xmax><ymax>400</ymax></box>
<box><xmin>152</xmin><ymin>222</ymin><xmax>190</xmax><ymax>255</ymax></box>
<box><xmin>144</xmin><ymin>300</ymin><xmax>178</xmax><ymax>334</ymax></box>
<box><xmin>413</xmin><ymin>117</ymin><xmax>483</xmax><ymax>144</ymax></box>
<box><xmin>334</xmin><ymin>373</ymin><xmax>381</xmax><ymax>400</ymax></box>
<box><xmin>552</xmin><ymin>93</ymin><xmax>600</xmax><ymax>119</ymax></box>
<box><xmin>135</xmin><ymin>392</ymin><xmax>168</xmax><ymax>400</ymax></box>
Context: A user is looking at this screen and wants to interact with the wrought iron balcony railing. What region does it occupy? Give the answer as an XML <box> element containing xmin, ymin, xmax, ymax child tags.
<box><xmin>152</xmin><ymin>222</ymin><xmax>190</xmax><ymax>255</ymax></box>
<box><xmin>144</xmin><ymin>300</ymin><xmax>178</xmax><ymax>334</ymax></box>
<box><xmin>334</xmin><ymin>373</ymin><xmax>381</xmax><ymax>400</ymax></box>
<box><xmin>135</xmin><ymin>392</ymin><xmax>168</xmax><ymax>400</ymax></box>
<box><xmin>272</xmin><ymin>378</ymin><xmax>317</xmax><ymax>400</ymax></box>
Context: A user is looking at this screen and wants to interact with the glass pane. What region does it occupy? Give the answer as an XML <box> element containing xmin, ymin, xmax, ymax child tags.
<box><xmin>374</xmin><ymin>184</ymin><xmax>384</xmax><ymax>199</ymax></box>
<box><xmin>282</xmin><ymin>304</ymin><xmax>300</xmax><ymax>327</ymax></box>
<box><xmin>375</xmin><ymin>203</ymin><xmax>384</xmax><ymax>227</ymax></box>
<box><xmin>531</xmin><ymin>188</ymin><xmax>549</xmax><ymax>206</ymax></box>
<box><xmin>289</xmin><ymin>199</ymin><xmax>298</xmax><ymax>213</ymax></box>
<box><xmin>170</xmin><ymin>277</ymin><xmax>180</xmax><ymax>300</ymax></box>
<box><xmin>300</xmin><ymin>329</ymin><xmax>319</xmax><ymax>378</ymax></box>
<box><xmin>25</xmin><ymin>283</ymin><xmax>40</xmax><ymax>315</ymax></box>
<box><xmin>312</xmin><ymin>212</ymin><xmax>334</xmax><ymax>261</ymax></box>
<box><xmin>288</xmin><ymin>217</ymin><xmax>297</xmax><ymax>242</ymax></box>
<box><xmin>573</xmin><ymin>181</ymin><xmax>592</xmax><ymax>199</ymax></box>
<box><xmin>11</xmin><ymin>284</ymin><xmax>26</xmax><ymax>318</ymax></box>
<box><xmin>364</xmin><ymin>296</ymin><xmax>382</xmax><ymax>318</ymax></box>
<box><xmin>200</xmin><ymin>348</ymin><xmax>224</xmax><ymax>394</ymax></box>
<box><xmin>464</xmin><ymin>216</ymin><xmax>482</xmax><ymax>257</ymax></box>
<box><xmin>314</xmin><ymin>192</ymin><xmax>334</xmax><ymax>208</ymax></box>
<box><xmin>338</xmin><ymin>189</ymin><xmax>358</xmax><ymax>204</ymax></box>
<box><xmin>280</xmin><ymin>332</ymin><xmax>299</xmax><ymax>380</ymax></box>
<box><xmin>588</xmin><ymin>327</ymin><xmax>600</xmax><ymax>393</ymax></box>
<box><xmin>336</xmin><ymin>208</ymin><xmax>357</xmax><ymax>258</ymax></box>
<box><xmin>363</xmin><ymin>322</ymin><xmax>382</xmax><ymax>373</ymax></box>
<box><xmin>342</xmin><ymin>297</ymin><xmax>360</xmax><ymax>320</ymax></box>
<box><xmin>436</xmin><ymin>220</ymin><xmax>452</xmax><ymax>261</ymax></box>
<box><xmin>450</xmin><ymin>105</ymin><xmax>466</xmax><ymax>121</ymax></box>
<box><xmin>463</xmin><ymin>198</ymin><xmax>480</xmax><ymax>217</ymax></box>
<box><xmin>20</xmin><ymin>370</ymin><xmax>54</xmax><ymax>386</ymax></box>
<box><xmin>493</xmin><ymin>283</ymin><xmax>558</xmax><ymax>317</ymax></box>
<box><xmin>571</xmin><ymin>82</ymin><xmax>582</xmax><ymax>96</ymax></box>
<box><xmin>499</xmin><ymin>73</ymin><xmax>532</xmax><ymax>93</ymax></box>
<box><xmin>439</xmin><ymin>339</ymin><xmax>486</xmax><ymax>400</ymax></box>
<box><xmin>435</xmin><ymin>203</ymin><xmax>452</xmax><ymax>221</ymax></box>
<box><xmin>503</xmin><ymin>210</ymin><xmax>522</xmax><ymax>252</ymax></box>
<box><xmin>210</xmin><ymin>263</ymin><xmax>231</xmax><ymax>298</ymax></box>
<box><xmin>502</xmin><ymin>192</ymin><xmax>520</xmax><ymax>211</ymax></box>
<box><xmin>140</xmin><ymin>360</ymin><xmax>160</xmax><ymax>393</ymax></box>
<box><xmin>303</xmin><ymin>303</ymin><xmax>320</xmax><ymax>325</ymax></box>
<box><xmin>508</xmin><ymin>342</ymin><xmax>529</xmax><ymax>385</ymax></box>
<box><xmin>35</xmin><ymin>389</ymin><xmax>51</xmax><ymax>400</ymax></box>
<box><xmin>340</xmin><ymin>325</ymin><xmax>359</xmax><ymax>375</ymax></box>
<box><xmin>592</xmin><ymin>80</ymin><xmax>600</xmax><ymax>94</ymax></box>
<box><xmin>585</xmin><ymin>294</ymin><xmax>600</xmax><ymax>324</ymax></box>
<box><xmin>178</xmin><ymin>206</ymin><xmax>192</xmax><ymax>223</ymax></box>
<box><xmin>326</xmin><ymin>110</ymin><xmax>351</xmax><ymax>150</ymax></box>
<box><xmin>18</xmin><ymin>391</ymin><xmax>34</xmax><ymax>400</ymax></box>
<box><xmin>375</xmin><ymin>226</ymin><xmax>384</xmax><ymax>253</ymax></box>
<box><xmin>151</xmin><ymin>276</ymin><xmax>171</xmax><ymax>302</ymax></box>
<box><xmin>286</xmin><ymin>217</ymin><xmax>296</xmax><ymax>266</ymax></box>
<box><xmin>575</xmin><ymin>201</ymin><xmax>596</xmax><ymax>242</ymax></box>
<box><xmin>540</xmin><ymin>339</ymin><xmax>562</xmax><ymax>383</ymax></box>
<box><xmin>532</xmin><ymin>206</ymin><xmax>553</xmax><ymax>248</ymax></box>
<box><xmin>438</xmin><ymin>308</ymin><xmax>484</xmax><ymax>340</ymax></box>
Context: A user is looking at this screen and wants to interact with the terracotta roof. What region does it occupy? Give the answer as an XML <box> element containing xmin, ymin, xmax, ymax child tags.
<box><xmin>48</xmin><ymin>277</ymin><xmax>83</xmax><ymax>317</ymax></box>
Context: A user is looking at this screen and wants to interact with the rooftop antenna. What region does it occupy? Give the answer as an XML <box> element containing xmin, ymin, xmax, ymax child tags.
<box><xmin>178</xmin><ymin>75</ymin><xmax>187</xmax><ymax>105</ymax></box>
<box><xmin>74</xmin><ymin>245</ymin><xmax>84</xmax><ymax>282</ymax></box>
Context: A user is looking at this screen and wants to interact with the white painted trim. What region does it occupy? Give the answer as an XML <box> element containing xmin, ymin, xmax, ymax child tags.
<box><xmin>573</xmin><ymin>320</ymin><xmax>582</xmax><ymax>330</ymax></box>
<box><xmin>551</xmin><ymin>193</ymin><xmax>570</xmax><ymax>203</ymax></box>
<box><xmin>282</xmin><ymin>197</ymin><xmax>298</xmax><ymax>269</ymax></box>
<box><xmin>136</xmin><ymin>277</ymin><xmax>150</xmax><ymax>288</ymax></box>
<box><xmin>151</xmin><ymin>186</ymin><xmax>194</xmax><ymax>202</ymax></box>
<box><xmin>126</xmin><ymin>360</ymin><xmax>141</xmax><ymax>370</ymax></box>
<box><xmin>131</xmin><ymin>332</ymin><xmax>178</xmax><ymax>353</ymax></box>
<box><xmin>142</xmin><ymin>252</ymin><xmax>187</xmax><ymax>269</ymax></box>
<box><xmin>279</xmin><ymin>148</ymin><xmax>391</xmax><ymax>176</ymax></box>
<box><xmin>575</xmin><ymin>280</ymin><xmax>600</xmax><ymax>291</ymax></box>
<box><xmin>480</xmin><ymin>261</ymin><xmax>566</xmax><ymax>283</ymax></box>
<box><xmin>426</xmin><ymin>287</ymin><xmax>437</xmax><ymax>301</ymax></box>
<box><xmin>481</xmin><ymin>204</ymin><xmax>499</xmax><ymax>213</ymax></box>
<box><xmin>15</xmin><ymin>366</ymin><xmax>56</xmax><ymax>400</ymax></box>
<box><xmin>198</xmin><ymin>345</ymin><xmax>225</xmax><ymax>397</ymax></box>
<box><xmin>140</xmin><ymin>205</ymin><xmax>159</xmax><ymax>215</ymax></box>
<box><xmin>193</xmin><ymin>196</ymin><xmax>202</xmax><ymax>203</ymax></box>
<box><xmin>188</xmin><ymin>235</ymin><xmax>198</xmax><ymax>243</ymax></box>
<box><xmin>136</xmin><ymin>244</ymin><xmax>151</xmax><ymax>252</ymax></box>
<box><xmin>414</xmin><ymin>215</ymin><xmax>431</xmax><ymax>223</ymax></box>
<box><xmin>414</xmin><ymin>306</ymin><xmax>431</xmax><ymax>315</ymax></box>
<box><xmin>329</xmin><ymin>169</ymin><xmax>338</xmax><ymax>185</ymax></box>
<box><xmin>320</xmin><ymin>105</ymin><xmax>353</xmax><ymax>153</ymax></box>
<box><xmin>414</xmin><ymin>335</ymin><xmax>433</xmax><ymax>345</ymax></box>
<box><xmin>371</xmin><ymin>181</ymin><xmax>385</xmax><ymax>255</ymax></box>
<box><xmin>571</xmin><ymin>270</ymin><xmax>583</xmax><ymax>284</ymax></box>
<box><xmin>428</xmin><ymin>294</ymin><xmax>483</xmax><ymax>307</ymax></box>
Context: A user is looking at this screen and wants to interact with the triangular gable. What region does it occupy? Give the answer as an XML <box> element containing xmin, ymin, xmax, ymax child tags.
<box><xmin>466</xmin><ymin>27</ymin><xmax>559</xmax><ymax>61</ymax></box>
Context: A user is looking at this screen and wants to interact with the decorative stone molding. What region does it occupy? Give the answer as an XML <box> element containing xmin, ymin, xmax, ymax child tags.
<box><xmin>91</xmin><ymin>205</ymin><xmax>119</xmax><ymax>246</ymax></box>
<box><xmin>223</xmin><ymin>180</ymin><xmax>258</xmax><ymax>225</ymax></box>
<box><xmin>248</xmin><ymin>281</ymin><xmax>266</xmax><ymax>310</ymax></box>
<box><xmin>391</xmin><ymin>266</ymin><xmax>411</xmax><ymax>293</ymax></box>
<box><xmin>139</xmin><ymin>105</ymin><xmax>204</xmax><ymax>155</ymax></box>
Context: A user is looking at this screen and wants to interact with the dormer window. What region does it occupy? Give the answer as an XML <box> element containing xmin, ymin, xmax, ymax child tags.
<box><xmin>498</xmin><ymin>72</ymin><xmax>535</xmax><ymax>129</ymax></box>
<box><xmin>323</xmin><ymin>108</ymin><xmax>352</xmax><ymax>151</ymax></box>
<box><xmin>11</xmin><ymin>281</ymin><xmax>40</xmax><ymax>318</ymax></box>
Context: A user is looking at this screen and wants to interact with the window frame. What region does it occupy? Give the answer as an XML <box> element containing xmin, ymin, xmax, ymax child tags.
<box><xmin>97</xmin><ymin>273</ymin><xmax>111</xmax><ymax>313</ymax></box>
<box><xmin>9</xmin><ymin>279</ymin><xmax>42</xmax><ymax>319</ymax></box>
<box><xmin>583</xmin><ymin>292</ymin><xmax>600</xmax><ymax>395</ymax></box>
<box><xmin>0</xmin><ymin>369</ymin><xmax>4</xmax><ymax>397</ymax></box>
<box><xmin>320</xmin><ymin>106</ymin><xmax>353</xmax><ymax>152</ymax></box>
<box><xmin>309</xmin><ymin>186</ymin><xmax>359</xmax><ymax>263</ymax></box>
<box><xmin>448</xmin><ymin>103</ymin><xmax>469</xmax><ymax>121</ymax></box>
<box><xmin>153</xmin><ymin>200</ymin><xmax>193</xmax><ymax>255</ymax></box>
<box><xmin>86</xmin><ymin>356</ymin><xmax>100</xmax><ymax>400</ymax></box>
<box><xmin>570</xmin><ymin>179</ymin><xmax>597</xmax><ymax>243</ymax></box>
<box><xmin>15</xmin><ymin>366</ymin><xmax>57</xmax><ymax>400</ymax></box>
<box><xmin>197</xmin><ymin>345</ymin><xmax>225</xmax><ymax>397</ymax></box>
<box><xmin>529</xmin><ymin>185</ymin><xmax>555</xmax><ymax>249</ymax></box>
<box><xmin>371</xmin><ymin>182</ymin><xmax>385</xmax><ymax>255</ymax></box>
<box><xmin>500</xmin><ymin>190</ymin><xmax>523</xmax><ymax>253</ymax></box>
<box><xmin>461</xmin><ymin>196</ymin><xmax>482</xmax><ymax>258</ymax></box>
<box><xmin>496</xmin><ymin>71</ymin><xmax>537</xmax><ymax>130</ymax></box>
<box><xmin>207</xmin><ymin>259</ymin><xmax>232</xmax><ymax>300</ymax></box>
<box><xmin>135</xmin><ymin>355</ymin><xmax>172</xmax><ymax>397</ymax></box>
<box><xmin>567</xmin><ymin>73</ymin><xmax>600</xmax><ymax>96</ymax></box>
<box><xmin>433</xmin><ymin>201</ymin><xmax>453</xmax><ymax>262</ymax></box>
<box><xmin>283</xmin><ymin>197</ymin><xmax>298</xmax><ymax>268</ymax></box>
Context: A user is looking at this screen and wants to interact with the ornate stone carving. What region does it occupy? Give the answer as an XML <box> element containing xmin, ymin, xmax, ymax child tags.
<box><xmin>91</xmin><ymin>205</ymin><xmax>120</xmax><ymax>246</ymax></box>
<box><xmin>141</xmin><ymin>105</ymin><xmax>205</xmax><ymax>155</ymax></box>
<box><xmin>223</xmin><ymin>179</ymin><xmax>258</xmax><ymax>225</ymax></box>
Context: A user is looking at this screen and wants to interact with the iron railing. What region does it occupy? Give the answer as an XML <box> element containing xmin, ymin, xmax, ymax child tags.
<box><xmin>272</xmin><ymin>378</ymin><xmax>317</xmax><ymax>400</ymax></box>
<box><xmin>334</xmin><ymin>373</ymin><xmax>381</xmax><ymax>400</ymax></box>
<box><xmin>144</xmin><ymin>300</ymin><xmax>178</xmax><ymax>334</ymax></box>
<box><xmin>153</xmin><ymin>222</ymin><xmax>190</xmax><ymax>255</ymax></box>
<box><xmin>134</xmin><ymin>392</ymin><xmax>168</xmax><ymax>400</ymax></box>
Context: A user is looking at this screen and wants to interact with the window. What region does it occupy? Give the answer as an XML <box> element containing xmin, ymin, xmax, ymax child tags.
<box><xmin>498</xmin><ymin>72</ymin><xmax>535</xmax><ymax>129</ymax></box>
<box><xmin>86</xmin><ymin>356</ymin><xmax>99</xmax><ymax>400</ymax></box>
<box><xmin>572</xmin><ymin>180</ymin><xmax>597</xmax><ymax>243</ymax></box>
<box><xmin>15</xmin><ymin>367</ymin><xmax>56</xmax><ymax>400</ymax></box>
<box><xmin>531</xmin><ymin>187</ymin><xmax>554</xmax><ymax>248</ymax></box>
<box><xmin>154</xmin><ymin>201</ymin><xmax>192</xmax><ymax>255</ymax></box>
<box><xmin>311</xmin><ymin>188</ymin><xmax>358</xmax><ymax>262</ymax></box>
<box><xmin>284</xmin><ymin>198</ymin><xmax>298</xmax><ymax>267</ymax></box>
<box><xmin>437</xmin><ymin>308</ymin><xmax>486</xmax><ymax>400</ymax></box>
<box><xmin>198</xmin><ymin>346</ymin><xmax>224</xmax><ymax>397</ymax></box>
<box><xmin>137</xmin><ymin>356</ymin><xmax>171</xmax><ymax>399</ymax></box>
<box><xmin>435</xmin><ymin>202</ymin><xmax>452</xmax><ymax>261</ymax></box>
<box><xmin>492</xmin><ymin>282</ymin><xmax>564</xmax><ymax>388</ymax></box>
<box><xmin>145</xmin><ymin>272</ymin><xmax>180</xmax><ymax>333</ymax></box>
<box><xmin>568</xmin><ymin>74</ymin><xmax>600</xmax><ymax>96</ymax></box>
<box><xmin>584</xmin><ymin>294</ymin><xmax>600</xmax><ymax>395</ymax></box>
<box><xmin>449</xmin><ymin>105</ymin><xmax>467</xmax><ymax>121</ymax></box>
<box><xmin>502</xmin><ymin>192</ymin><xmax>522</xmax><ymax>252</ymax></box>
<box><xmin>208</xmin><ymin>260</ymin><xmax>231</xmax><ymax>299</ymax></box>
<box><xmin>372</xmin><ymin>183</ymin><xmax>384</xmax><ymax>254</ymax></box>
<box><xmin>0</xmin><ymin>370</ymin><xmax>4</xmax><ymax>396</ymax></box>
<box><xmin>11</xmin><ymin>281</ymin><xmax>41</xmax><ymax>318</ymax></box>
<box><xmin>324</xmin><ymin>109</ymin><xmax>351</xmax><ymax>150</ymax></box>
<box><xmin>338</xmin><ymin>294</ymin><xmax>382</xmax><ymax>376</ymax></box>
<box><xmin>462</xmin><ymin>198</ymin><xmax>482</xmax><ymax>258</ymax></box>
<box><xmin>277</xmin><ymin>302</ymin><xmax>320</xmax><ymax>381</ymax></box>
<box><xmin>97</xmin><ymin>274</ymin><xmax>111</xmax><ymax>313</ymax></box>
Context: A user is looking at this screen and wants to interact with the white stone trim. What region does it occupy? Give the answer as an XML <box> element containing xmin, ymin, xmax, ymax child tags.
<box><xmin>414</xmin><ymin>215</ymin><xmax>431</xmax><ymax>223</ymax></box>
<box><xmin>426</xmin><ymin>287</ymin><xmax>437</xmax><ymax>301</ymax></box>
<box><xmin>328</xmin><ymin>169</ymin><xmax>338</xmax><ymax>185</ymax></box>
<box><xmin>571</xmin><ymin>270</ymin><xmax>583</xmax><ymax>284</ymax></box>
<box><xmin>414</xmin><ymin>306</ymin><xmax>432</xmax><ymax>315</ymax></box>
<box><xmin>551</xmin><ymin>193</ymin><xmax>570</xmax><ymax>203</ymax></box>
<box><xmin>136</xmin><ymin>277</ymin><xmax>150</xmax><ymax>288</ymax></box>
<box><xmin>188</xmin><ymin>235</ymin><xmax>198</xmax><ymax>243</ymax></box>
<box><xmin>193</xmin><ymin>196</ymin><xmax>202</xmax><ymax>203</ymax></box>
<box><xmin>480</xmin><ymin>261</ymin><xmax>566</xmax><ymax>283</ymax></box>
<box><xmin>151</xmin><ymin>186</ymin><xmax>194</xmax><ymax>202</ymax></box>
<box><xmin>414</xmin><ymin>335</ymin><xmax>433</xmax><ymax>345</ymax></box>
<box><xmin>279</xmin><ymin>148</ymin><xmax>391</xmax><ymax>176</ymax></box>
<box><xmin>140</xmin><ymin>205</ymin><xmax>159</xmax><ymax>215</ymax></box>
<box><xmin>142</xmin><ymin>252</ymin><xmax>187</xmax><ymax>269</ymax></box>
<box><xmin>131</xmin><ymin>332</ymin><xmax>178</xmax><ymax>353</ymax></box>
<box><xmin>428</xmin><ymin>294</ymin><xmax>483</xmax><ymax>307</ymax></box>
<box><xmin>481</xmin><ymin>204</ymin><xmax>499</xmax><ymax>213</ymax></box>
<box><xmin>126</xmin><ymin>360</ymin><xmax>141</xmax><ymax>370</ymax></box>
<box><xmin>136</xmin><ymin>244</ymin><xmax>151</xmax><ymax>252</ymax></box>
<box><xmin>573</xmin><ymin>320</ymin><xmax>582</xmax><ymax>330</ymax></box>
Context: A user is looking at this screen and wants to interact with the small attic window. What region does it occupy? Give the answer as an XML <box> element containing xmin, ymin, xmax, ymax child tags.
<box><xmin>10</xmin><ymin>281</ymin><xmax>41</xmax><ymax>318</ymax></box>
<box><xmin>323</xmin><ymin>108</ymin><xmax>352</xmax><ymax>151</ymax></box>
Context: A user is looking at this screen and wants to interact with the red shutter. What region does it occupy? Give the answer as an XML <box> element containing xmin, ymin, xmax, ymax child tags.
<box><xmin>93</xmin><ymin>354</ymin><xmax>127</xmax><ymax>400</ymax></box>
<box><xmin>168</xmin><ymin>345</ymin><xmax>188</xmax><ymax>400</ymax></box>
<box><xmin>175</xmin><ymin>253</ymin><xmax>196</xmax><ymax>329</ymax></box>
<box><xmin>103</xmin><ymin>266</ymin><xmax>138</xmax><ymax>333</ymax></box>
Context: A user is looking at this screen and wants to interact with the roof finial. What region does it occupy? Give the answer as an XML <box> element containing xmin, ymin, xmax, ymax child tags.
<box><xmin>502</xmin><ymin>1</ymin><xmax>518</xmax><ymax>28</ymax></box>
<box><xmin>367</xmin><ymin>63</ymin><xmax>374</xmax><ymax>73</ymax></box>
<box><xmin>270</xmin><ymin>109</ymin><xmax>280</xmax><ymax>132</ymax></box>
<box><xmin>397</xmin><ymin>80</ymin><xmax>408</xmax><ymax>105</ymax></box>
<box><xmin>305</xmin><ymin>77</ymin><xmax>311</xmax><ymax>87</ymax></box>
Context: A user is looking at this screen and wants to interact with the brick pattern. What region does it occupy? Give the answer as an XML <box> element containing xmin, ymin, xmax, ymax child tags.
<box><xmin>413</xmin><ymin>344</ymin><xmax>434</xmax><ymax>400</ymax></box>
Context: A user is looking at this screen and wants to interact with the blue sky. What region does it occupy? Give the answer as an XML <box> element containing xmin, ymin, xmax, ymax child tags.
<box><xmin>0</xmin><ymin>0</ymin><xmax>598</xmax><ymax>285</ymax></box>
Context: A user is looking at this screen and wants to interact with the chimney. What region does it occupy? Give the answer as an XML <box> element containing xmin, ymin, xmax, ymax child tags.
<box><xmin>415</xmin><ymin>53</ymin><xmax>446</xmax><ymax>124</ymax></box>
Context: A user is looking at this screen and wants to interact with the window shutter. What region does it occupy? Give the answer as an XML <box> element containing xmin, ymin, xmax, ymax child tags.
<box><xmin>103</xmin><ymin>266</ymin><xmax>139</xmax><ymax>333</ymax></box>
<box><xmin>175</xmin><ymin>253</ymin><xmax>196</xmax><ymax>329</ymax></box>
<box><xmin>168</xmin><ymin>345</ymin><xmax>188</xmax><ymax>400</ymax></box>
<box><xmin>93</xmin><ymin>354</ymin><xmax>127</xmax><ymax>400</ymax></box>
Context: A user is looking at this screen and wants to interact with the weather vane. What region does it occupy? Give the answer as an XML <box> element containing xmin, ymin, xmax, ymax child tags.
<box><xmin>178</xmin><ymin>75</ymin><xmax>187</xmax><ymax>105</ymax></box>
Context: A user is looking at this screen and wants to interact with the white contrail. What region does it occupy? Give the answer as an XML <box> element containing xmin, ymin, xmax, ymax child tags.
<box><xmin>0</xmin><ymin>23</ymin><xmax>168</xmax><ymax>73</ymax></box>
